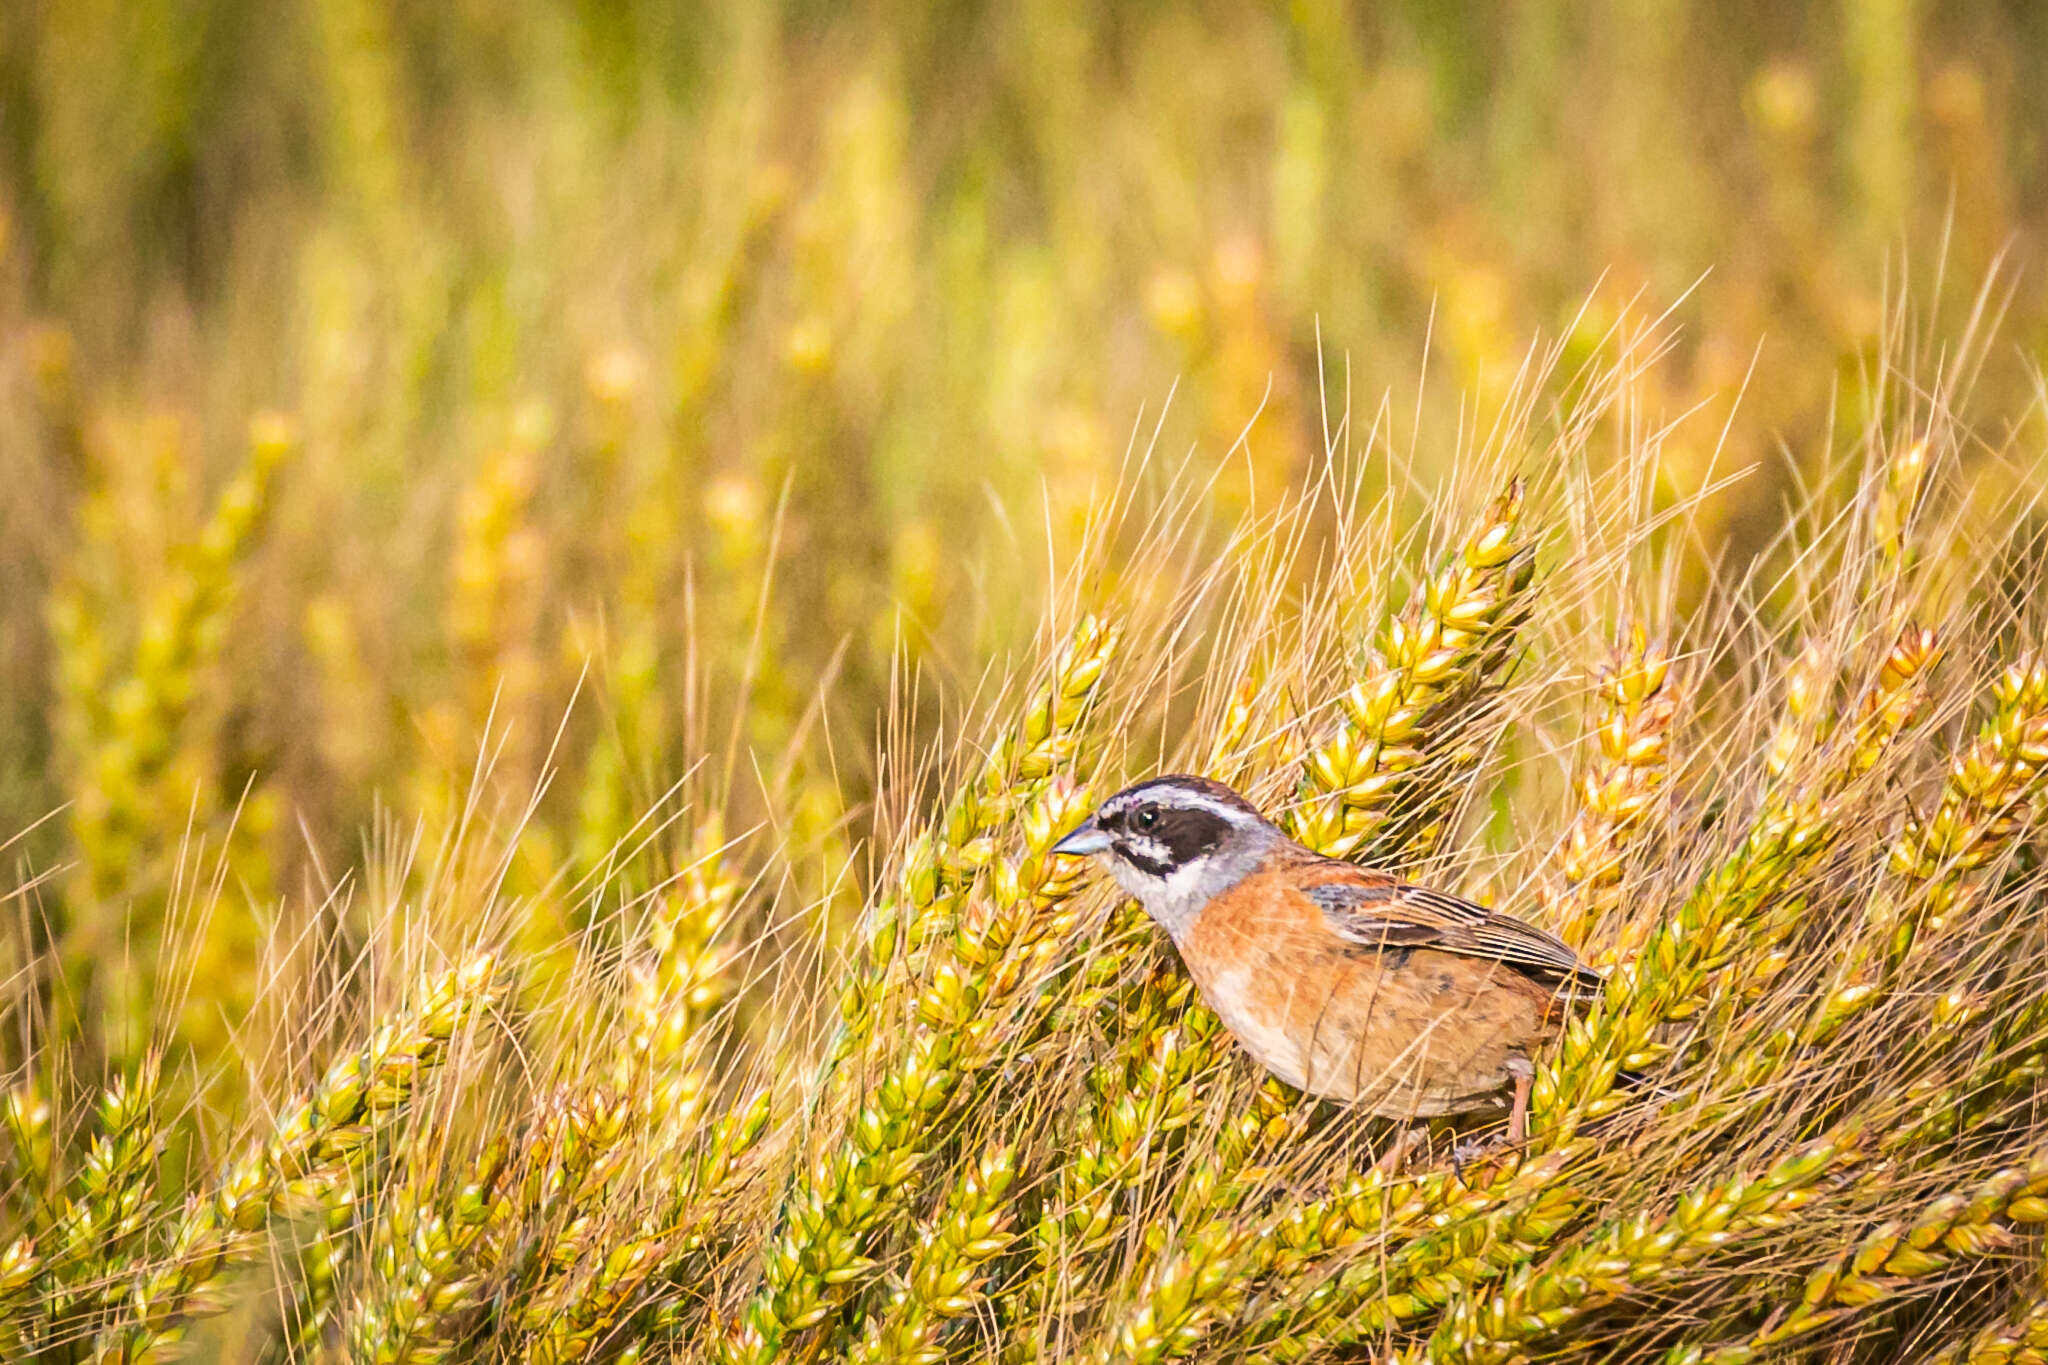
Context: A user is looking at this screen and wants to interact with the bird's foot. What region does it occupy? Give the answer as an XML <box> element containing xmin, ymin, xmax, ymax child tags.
<box><xmin>1448</xmin><ymin>1127</ymin><xmax>1528</xmax><ymax>1181</ymax></box>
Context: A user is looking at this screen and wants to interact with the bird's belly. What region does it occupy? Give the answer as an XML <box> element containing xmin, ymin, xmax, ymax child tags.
<box><xmin>1193</xmin><ymin>949</ymin><xmax>1551</xmax><ymax>1118</ymax></box>
<box><xmin>1200</xmin><ymin>966</ymin><xmax>1316</xmax><ymax>1091</ymax></box>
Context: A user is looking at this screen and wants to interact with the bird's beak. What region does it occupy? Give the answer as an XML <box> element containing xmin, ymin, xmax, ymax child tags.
<box><xmin>1051</xmin><ymin>817</ymin><xmax>1112</xmax><ymax>857</ymax></box>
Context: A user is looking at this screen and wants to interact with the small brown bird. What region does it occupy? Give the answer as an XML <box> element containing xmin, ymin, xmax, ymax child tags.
<box><xmin>1051</xmin><ymin>775</ymin><xmax>1602</xmax><ymax>1142</ymax></box>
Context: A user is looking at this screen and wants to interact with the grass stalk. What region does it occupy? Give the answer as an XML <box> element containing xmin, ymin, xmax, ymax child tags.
<box><xmin>89</xmin><ymin>953</ymin><xmax>501</xmax><ymax>1363</ymax></box>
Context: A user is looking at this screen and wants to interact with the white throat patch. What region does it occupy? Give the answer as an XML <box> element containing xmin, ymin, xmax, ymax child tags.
<box><xmin>1107</xmin><ymin>831</ymin><xmax>1272</xmax><ymax>943</ymax></box>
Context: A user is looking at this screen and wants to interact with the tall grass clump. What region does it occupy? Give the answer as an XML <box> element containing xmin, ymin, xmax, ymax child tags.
<box><xmin>6</xmin><ymin>2</ymin><xmax>2046</xmax><ymax>1086</ymax></box>
<box><xmin>6</xmin><ymin>304</ymin><xmax>2048</xmax><ymax>1365</ymax></box>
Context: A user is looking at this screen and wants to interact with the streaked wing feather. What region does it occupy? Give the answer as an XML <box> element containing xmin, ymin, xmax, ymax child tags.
<box><xmin>1305</xmin><ymin>876</ymin><xmax>1603</xmax><ymax>989</ymax></box>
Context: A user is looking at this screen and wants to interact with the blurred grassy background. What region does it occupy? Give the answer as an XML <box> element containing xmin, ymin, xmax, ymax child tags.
<box><xmin>1</xmin><ymin>0</ymin><xmax>2046</xmax><ymax>1074</ymax></box>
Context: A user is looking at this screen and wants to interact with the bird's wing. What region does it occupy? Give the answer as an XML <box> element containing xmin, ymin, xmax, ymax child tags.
<box><xmin>1301</xmin><ymin>870</ymin><xmax>1604</xmax><ymax>991</ymax></box>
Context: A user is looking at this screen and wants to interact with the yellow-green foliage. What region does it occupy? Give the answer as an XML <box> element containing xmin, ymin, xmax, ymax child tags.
<box><xmin>5</xmin><ymin>4</ymin><xmax>2048</xmax><ymax>1363</ymax></box>
<box><xmin>2</xmin><ymin>0</ymin><xmax>2046</xmax><ymax>1090</ymax></box>
<box><xmin>7</xmin><ymin>328</ymin><xmax>2048</xmax><ymax>1364</ymax></box>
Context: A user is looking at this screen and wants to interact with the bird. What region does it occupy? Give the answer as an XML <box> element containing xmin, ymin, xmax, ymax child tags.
<box><xmin>1050</xmin><ymin>774</ymin><xmax>1604</xmax><ymax>1143</ymax></box>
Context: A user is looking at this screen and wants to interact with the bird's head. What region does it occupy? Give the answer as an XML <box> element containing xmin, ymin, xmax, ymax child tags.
<box><xmin>1052</xmin><ymin>774</ymin><xmax>1282</xmax><ymax>939</ymax></box>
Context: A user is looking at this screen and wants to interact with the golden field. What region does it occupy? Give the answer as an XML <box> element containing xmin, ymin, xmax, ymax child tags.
<box><xmin>5</xmin><ymin>3</ymin><xmax>2048</xmax><ymax>1361</ymax></box>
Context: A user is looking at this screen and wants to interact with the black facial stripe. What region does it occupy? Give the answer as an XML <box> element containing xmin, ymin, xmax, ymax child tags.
<box><xmin>1103</xmin><ymin>801</ymin><xmax>1233</xmax><ymax>875</ymax></box>
<box><xmin>1150</xmin><ymin>807</ymin><xmax>1231</xmax><ymax>867</ymax></box>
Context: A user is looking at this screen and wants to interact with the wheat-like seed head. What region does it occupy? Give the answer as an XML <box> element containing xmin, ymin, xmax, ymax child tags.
<box><xmin>1287</xmin><ymin>481</ymin><xmax>1535</xmax><ymax>863</ymax></box>
<box><xmin>1415</xmin><ymin>1130</ymin><xmax>1858</xmax><ymax>1364</ymax></box>
<box><xmin>845</xmin><ymin>1144</ymin><xmax>1017</xmax><ymax>1365</ymax></box>
<box><xmin>721</xmin><ymin>642</ymin><xmax>1122</xmax><ymax>1365</ymax></box>
<box><xmin>1552</xmin><ymin>622</ymin><xmax>1679</xmax><ymax>960</ymax></box>
<box><xmin>1676</xmin><ymin>1156</ymin><xmax>2048</xmax><ymax>1363</ymax></box>
<box><xmin>831</xmin><ymin>615</ymin><xmax>1122</xmax><ymax>1073</ymax></box>
<box><xmin>88</xmin><ymin>953</ymin><xmax>500</xmax><ymax>1363</ymax></box>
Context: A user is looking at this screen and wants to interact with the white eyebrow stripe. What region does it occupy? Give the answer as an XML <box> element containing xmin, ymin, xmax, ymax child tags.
<box><xmin>1148</xmin><ymin>791</ymin><xmax>1264</xmax><ymax>825</ymax></box>
<box><xmin>1105</xmin><ymin>787</ymin><xmax>1265</xmax><ymax>829</ymax></box>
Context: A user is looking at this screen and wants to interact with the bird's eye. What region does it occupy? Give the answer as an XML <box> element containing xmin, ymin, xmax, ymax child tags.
<box><xmin>1134</xmin><ymin>808</ymin><xmax>1159</xmax><ymax>830</ymax></box>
